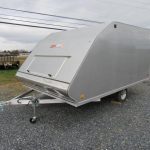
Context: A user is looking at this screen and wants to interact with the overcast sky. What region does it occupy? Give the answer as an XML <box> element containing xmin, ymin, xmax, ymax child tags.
<box><xmin>0</xmin><ymin>0</ymin><xmax>150</xmax><ymax>51</ymax></box>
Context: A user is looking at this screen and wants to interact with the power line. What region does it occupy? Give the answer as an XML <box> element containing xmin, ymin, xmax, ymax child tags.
<box><xmin>0</xmin><ymin>16</ymin><xmax>76</xmax><ymax>29</ymax></box>
<box><xmin>0</xmin><ymin>21</ymin><xmax>66</xmax><ymax>31</ymax></box>
<box><xmin>0</xmin><ymin>6</ymin><xmax>103</xmax><ymax>24</ymax></box>
<box><xmin>0</xmin><ymin>13</ymin><xmax>87</xmax><ymax>26</ymax></box>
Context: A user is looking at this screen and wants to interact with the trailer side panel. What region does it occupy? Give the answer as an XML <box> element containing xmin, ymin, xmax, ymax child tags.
<box><xmin>68</xmin><ymin>22</ymin><xmax>150</xmax><ymax>101</ymax></box>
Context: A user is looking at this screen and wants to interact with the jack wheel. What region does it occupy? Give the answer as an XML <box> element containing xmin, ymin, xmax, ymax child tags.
<box><xmin>30</xmin><ymin>117</ymin><xmax>37</xmax><ymax>124</ymax></box>
<box><xmin>117</xmin><ymin>89</ymin><xmax>127</xmax><ymax>101</ymax></box>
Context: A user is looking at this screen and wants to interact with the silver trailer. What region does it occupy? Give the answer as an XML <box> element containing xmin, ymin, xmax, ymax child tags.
<box><xmin>9</xmin><ymin>21</ymin><xmax>150</xmax><ymax>123</ymax></box>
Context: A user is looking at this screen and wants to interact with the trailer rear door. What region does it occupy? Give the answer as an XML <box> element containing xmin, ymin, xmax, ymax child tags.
<box><xmin>27</xmin><ymin>56</ymin><xmax>69</xmax><ymax>79</ymax></box>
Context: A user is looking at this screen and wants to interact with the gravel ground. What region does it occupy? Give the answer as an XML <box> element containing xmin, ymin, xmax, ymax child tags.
<box><xmin>0</xmin><ymin>81</ymin><xmax>150</xmax><ymax>150</ymax></box>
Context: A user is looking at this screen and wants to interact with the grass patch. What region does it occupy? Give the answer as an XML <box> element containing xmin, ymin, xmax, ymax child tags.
<box><xmin>0</xmin><ymin>69</ymin><xmax>27</xmax><ymax>101</ymax></box>
<box><xmin>0</xmin><ymin>57</ymin><xmax>28</xmax><ymax>101</ymax></box>
<box><xmin>0</xmin><ymin>69</ymin><xmax>18</xmax><ymax>85</ymax></box>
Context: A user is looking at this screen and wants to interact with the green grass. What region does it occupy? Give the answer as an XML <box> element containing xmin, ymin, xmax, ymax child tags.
<box><xmin>0</xmin><ymin>65</ymin><xmax>29</xmax><ymax>101</ymax></box>
<box><xmin>0</xmin><ymin>69</ymin><xmax>27</xmax><ymax>101</ymax></box>
<box><xmin>0</xmin><ymin>69</ymin><xmax>18</xmax><ymax>85</ymax></box>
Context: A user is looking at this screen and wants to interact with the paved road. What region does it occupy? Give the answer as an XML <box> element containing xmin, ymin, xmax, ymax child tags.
<box><xmin>0</xmin><ymin>81</ymin><xmax>150</xmax><ymax>150</ymax></box>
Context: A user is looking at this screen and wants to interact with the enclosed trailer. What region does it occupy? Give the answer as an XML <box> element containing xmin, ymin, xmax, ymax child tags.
<box><xmin>9</xmin><ymin>21</ymin><xmax>150</xmax><ymax>123</ymax></box>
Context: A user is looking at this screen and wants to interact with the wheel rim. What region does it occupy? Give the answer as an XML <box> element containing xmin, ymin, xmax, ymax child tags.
<box><xmin>120</xmin><ymin>90</ymin><xmax>127</xmax><ymax>100</ymax></box>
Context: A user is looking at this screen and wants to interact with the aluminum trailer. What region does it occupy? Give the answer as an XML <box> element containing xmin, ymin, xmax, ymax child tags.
<box><xmin>8</xmin><ymin>21</ymin><xmax>150</xmax><ymax>123</ymax></box>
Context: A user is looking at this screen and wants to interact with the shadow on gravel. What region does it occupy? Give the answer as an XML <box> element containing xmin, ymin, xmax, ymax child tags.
<box><xmin>33</xmin><ymin>94</ymin><xmax>125</xmax><ymax>129</ymax></box>
<box><xmin>30</xmin><ymin>85</ymin><xmax>147</xmax><ymax>128</ymax></box>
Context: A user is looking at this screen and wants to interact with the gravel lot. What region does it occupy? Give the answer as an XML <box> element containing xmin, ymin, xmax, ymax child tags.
<box><xmin>0</xmin><ymin>81</ymin><xmax>150</xmax><ymax>150</ymax></box>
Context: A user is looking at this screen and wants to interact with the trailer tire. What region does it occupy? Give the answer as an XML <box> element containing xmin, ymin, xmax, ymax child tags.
<box><xmin>117</xmin><ymin>89</ymin><xmax>127</xmax><ymax>101</ymax></box>
<box><xmin>29</xmin><ymin>117</ymin><xmax>37</xmax><ymax>124</ymax></box>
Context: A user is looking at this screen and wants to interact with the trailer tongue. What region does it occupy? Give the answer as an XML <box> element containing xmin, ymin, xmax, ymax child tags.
<box><xmin>6</xmin><ymin>21</ymin><xmax>150</xmax><ymax>123</ymax></box>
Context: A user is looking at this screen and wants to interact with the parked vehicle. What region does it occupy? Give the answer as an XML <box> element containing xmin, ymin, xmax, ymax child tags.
<box><xmin>0</xmin><ymin>54</ymin><xmax>20</xmax><ymax>69</ymax></box>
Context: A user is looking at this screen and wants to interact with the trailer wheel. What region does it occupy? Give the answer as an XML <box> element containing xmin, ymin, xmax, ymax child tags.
<box><xmin>117</xmin><ymin>89</ymin><xmax>127</xmax><ymax>101</ymax></box>
<box><xmin>29</xmin><ymin>117</ymin><xmax>37</xmax><ymax>124</ymax></box>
